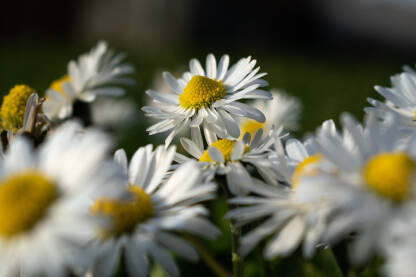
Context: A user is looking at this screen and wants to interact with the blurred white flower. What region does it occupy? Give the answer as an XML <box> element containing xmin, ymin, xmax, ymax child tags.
<box><xmin>91</xmin><ymin>97</ymin><xmax>138</xmax><ymax>130</ymax></box>
<box><xmin>226</xmin><ymin>120</ymin><xmax>342</xmax><ymax>259</ymax></box>
<box><xmin>309</xmin><ymin>113</ymin><xmax>416</xmax><ymax>264</ymax></box>
<box><xmin>43</xmin><ymin>41</ymin><xmax>134</xmax><ymax>120</ymax></box>
<box><xmin>240</xmin><ymin>89</ymin><xmax>301</xmax><ymax>140</ymax></box>
<box><xmin>366</xmin><ymin>67</ymin><xmax>416</xmax><ymax>133</ymax></box>
<box><xmin>0</xmin><ymin>121</ymin><xmax>126</xmax><ymax>276</ymax></box>
<box><xmin>143</xmin><ymin>54</ymin><xmax>271</xmax><ymax>145</ymax></box>
<box><xmin>88</xmin><ymin>145</ymin><xmax>219</xmax><ymax>277</ymax></box>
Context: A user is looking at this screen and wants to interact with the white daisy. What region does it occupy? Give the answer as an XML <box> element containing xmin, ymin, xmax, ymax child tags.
<box><xmin>225</xmin><ymin>121</ymin><xmax>343</xmax><ymax>259</ymax></box>
<box><xmin>309</xmin><ymin>113</ymin><xmax>416</xmax><ymax>264</ymax></box>
<box><xmin>0</xmin><ymin>121</ymin><xmax>125</xmax><ymax>277</ymax></box>
<box><xmin>43</xmin><ymin>41</ymin><xmax>135</xmax><ymax>120</ymax></box>
<box><xmin>90</xmin><ymin>97</ymin><xmax>138</xmax><ymax>130</ymax></box>
<box><xmin>240</xmin><ymin>89</ymin><xmax>302</xmax><ymax>140</ymax></box>
<box><xmin>88</xmin><ymin>145</ymin><xmax>219</xmax><ymax>277</ymax></box>
<box><xmin>382</xmin><ymin>208</ymin><xmax>416</xmax><ymax>277</ymax></box>
<box><xmin>142</xmin><ymin>54</ymin><xmax>271</xmax><ymax>145</ymax></box>
<box><xmin>175</xmin><ymin>128</ymin><xmax>283</xmax><ymax>195</ymax></box>
<box><xmin>366</xmin><ymin>69</ymin><xmax>416</xmax><ymax>132</ymax></box>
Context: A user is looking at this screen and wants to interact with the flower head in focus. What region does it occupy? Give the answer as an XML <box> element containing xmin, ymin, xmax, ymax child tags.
<box><xmin>176</xmin><ymin>127</ymin><xmax>283</xmax><ymax>195</ymax></box>
<box><xmin>143</xmin><ymin>54</ymin><xmax>271</xmax><ymax>145</ymax></box>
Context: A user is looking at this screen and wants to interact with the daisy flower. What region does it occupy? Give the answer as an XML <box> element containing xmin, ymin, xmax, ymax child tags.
<box><xmin>225</xmin><ymin>121</ymin><xmax>343</xmax><ymax>259</ymax></box>
<box><xmin>309</xmin><ymin>113</ymin><xmax>416</xmax><ymax>264</ymax></box>
<box><xmin>142</xmin><ymin>54</ymin><xmax>271</xmax><ymax>145</ymax></box>
<box><xmin>382</xmin><ymin>209</ymin><xmax>416</xmax><ymax>277</ymax></box>
<box><xmin>175</xmin><ymin>128</ymin><xmax>283</xmax><ymax>195</ymax></box>
<box><xmin>90</xmin><ymin>97</ymin><xmax>138</xmax><ymax>130</ymax></box>
<box><xmin>88</xmin><ymin>145</ymin><xmax>219</xmax><ymax>277</ymax></box>
<box><xmin>366</xmin><ymin>69</ymin><xmax>416</xmax><ymax>132</ymax></box>
<box><xmin>240</xmin><ymin>89</ymin><xmax>302</xmax><ymax>140</ymax></box>
<box><xmin>0</xmin><ymin>121</ymin><xmax>125</xmax><ymax>276</ymax></box>
<box><xmin>43</xmin><ymin>41</ymin><xmax>134</xmax><ymax>120</ymax></box>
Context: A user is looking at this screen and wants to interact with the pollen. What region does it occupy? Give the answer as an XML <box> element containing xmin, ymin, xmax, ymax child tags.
<box><xmin>179</xmin><ymin>75</ymin><xmax>226</xmax><ymax>110</ymax></box>
<box><xmin>50</xmin><ymin>75</ymin><xmax>71</xmax><ymax>94</ymax></box>
<box><xmin>0</xmin><ymin>85</ymin><xmax>36</xmax><ymax>132</ymax></box>
<box><xmin>0</xmin><ymin>171</ymin><xmax>57</xmax><ymax>237</ymax></box>
<box><xmin>241</xmin><ymin>119</ymin><xmax>265</xmax><ymax>139</ymax></box>
<box><xmin>363</xmin><ymin>152</ymin><xmax>415</xmax><ymax>203</ymax></box>
<box><xmin>90</xmin><ymin>185</ymin><xmax>154</xmax><ymax>238</ymax></box>
<box><xmin>199</xmin><ymin>139</ymin><xmax>250</xmax><ymax>163</ymax></box>
<box><xmin>292</xmin><ymin>154</ymin><xmax>323</xmax><ymax>188</ymax></box>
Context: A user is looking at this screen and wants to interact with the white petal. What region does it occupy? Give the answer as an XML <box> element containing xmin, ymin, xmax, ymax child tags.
<box><xmin>206</xmin><ymin>54</ymin><xmax>217</xmax><ymax>79</ymax></box>
<box><xmin>208</xmin><ymin>147</ymin><xmax>225</xmax><ymax>163</ymax></box>
<box><xmin>265</xmin><ymin>216</ymin><xmax>305</xmax><ymax>259</ymax></box>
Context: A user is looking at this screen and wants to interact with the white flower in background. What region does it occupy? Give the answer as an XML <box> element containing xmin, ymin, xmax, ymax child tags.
<box><xmin>309</xmin><ymin>113</ymin><xmax>416</xmax><ymax>264</ymax></box>
<box><xmin>175</xmin><ymin>128</ymin><xmax>283</xmax><ymax>195</ymax></box>
<box><xmin>366</xmin><ymin>68</ymin><xmax>416</xmax><ymax>132</ymax></box>
<box><xmin>91</xmin><ymin>97</ymin><xmax>138</xmax><ymax>130</ymax></box>
<box><xmin>225</xmin><ymin>121</ymin><xmax>343</xmax><ymax>259</ymax></box>
<box><xmin>142</xmin><ymin>54</ymin><xmax>271</xmax><ymax>145</ymax></box>
<box><xmin>271</xmin><ymin>119</ymin><xmax>351</xmax><ymax>186</ymax></box>
<box><xmin>382</xmin><ymin>209</ymin><xmax>416</xmax><ymax>277</ymax></box>
<box><xmin>240</xmin><ymin>89</ymin><xmax>302</xmax><ymax>140</ymax></box>
<box><xmin>0</xmin><ymin>121</ymin><xmax>126</xmax><ymax>277</ymax></box>
<box><xmin>88</xmin><ymin>145</ymin><xmax>219</xmax><ymax>277</ymax></box>
<box><xmin>384</xmin><ymin>243</ymin><xmax>416</xmax><ymax>277</ymax></box>
<box><xmin>43</xmin><ymin>41</ymin><xmax>135</xmax><ymax>120</ymax></box>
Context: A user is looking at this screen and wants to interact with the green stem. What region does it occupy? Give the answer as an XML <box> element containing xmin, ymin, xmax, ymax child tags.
<box><xmin>230</xmin><ymin>223</ymin><xmax>244</xmax><ymax>277</ymax></box>
<box><xmin>185</xmin><ymin>234</ymin><xmax>231</xmax><ymax>277</ymax></box>
<box><xmin>217</xmin><ymin>177</ymin><xmax>244</xmax><ymax>277</ymax></box>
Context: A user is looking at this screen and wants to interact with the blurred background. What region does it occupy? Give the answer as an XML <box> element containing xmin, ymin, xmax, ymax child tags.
<box><xmin>1</xmin><ymin>0</ymin><xmax>415</xmax><ymax>275</ymax></box>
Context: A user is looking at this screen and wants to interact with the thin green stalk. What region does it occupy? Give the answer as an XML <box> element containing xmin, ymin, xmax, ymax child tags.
<box><xmin>185</xmin><ymin>234</ymin><xmax>231</xmax><ymax>277</ymax></box>
<box><xmin>230</xmin><ymin>223</ymin><xmax>244</xmax><ymax>277</ymax></box>
<box><xmin>218</xmin><ymin>177</ymin><xmax>245</xmax><ymax>277</ymax></box>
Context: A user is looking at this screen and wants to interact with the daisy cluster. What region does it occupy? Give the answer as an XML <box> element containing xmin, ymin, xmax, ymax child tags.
<box><xmin>0</xmin><ymin>42</ymin><xmax>416</xmax><ymax>277</ymax></box>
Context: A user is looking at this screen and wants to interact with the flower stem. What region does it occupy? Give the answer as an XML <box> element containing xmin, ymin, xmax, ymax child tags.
<box><xmin>217</xmin><ymin>177</ymin><xmax>244</xmax><ymax>277</ymax></box>
<box><xmin>185</xmin><ymin>234</ymin><xmax>231</xmax><ymax>277</ymax></box>
<box><xmin>230</xmin><ymin>221</ymin><xmax>244</xmax><ymax>277</ymax></box>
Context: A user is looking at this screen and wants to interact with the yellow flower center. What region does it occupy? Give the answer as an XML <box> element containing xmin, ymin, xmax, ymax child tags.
<box><xmin>0</xmin><ymin>171</ymin><xmax>57</xmax><ymax>237</ymax></box>
<box><xmin>199</xmin><ymin>139</ymin><xmax>250</xmax><ymax>163</ymax></box>
<box><xmin>240</xmin><ymin>119</ymin><xmax>265</xmax><ymax>139</ymax></box>
<box><xmin>363</xmin><ymin>152</ymin><xmax>415</xmax><ymax>203</ymax></box>
<box><xmin>292</xmin><ymin>154</ymin><xmax>323</xmax><ymax>189</ymax></box>
<box><xmin>0</xmin><ymin>85</ymin><xmax>36</xmax><ymax>132</ymax></box>
<box><xmin>179</xmin><ymin>75</ymin><xmax>226</xmax><ymax>110</ymax></box>
<box><xmin>49</xmin><ymin>75</ymin><xmax>71</xmax><ymax>95</ymax></box>
<box><xmin>90</xmin><ymin>185</ymin><xmax>154</xmax><ymax>238</ymax></box>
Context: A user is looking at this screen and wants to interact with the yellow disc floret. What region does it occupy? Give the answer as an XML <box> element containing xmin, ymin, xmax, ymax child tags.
<box><xmin>363</xmin><ymin>152</ymin><xmax>415</xmax><ymax>203</ymax></box>
<box><xmin>241</xmin><ymin>119</ymin><xmax>265</xmax><ymax>139</ymax></box>
<box><xmin>0</xmin><ymin>171</ymin><xmax>57</xmax><ymax>237</ymax></box>
<box><xmin>179</xmin><ymin>75</ymin><xmax>226</xmax><ymax>110</ymax></box>
<box><xmin>0</xmin><ymin>85</ymin><xmax>36</xmax><ymax>132</ymax></box>
<box><xmin>50</xmin><ymin>75</ymin><xmax>71</xmax><ymax>94</ymax></box>
<box><xmin>90</xmin><ymin>185</ymin><xmax>154</xmax><ymax>238</ymax></box>
<box><xmin>292</xmin><ymin>154</ymin><xmax>323</xmax><ymax>189</ymax></box>
<box><xmin>199</xmin><ymin>139</ymin><xmax>250</xmax><ymax>163</ymax></box>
